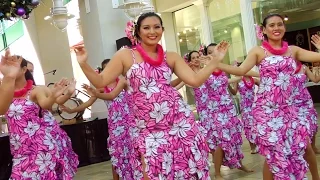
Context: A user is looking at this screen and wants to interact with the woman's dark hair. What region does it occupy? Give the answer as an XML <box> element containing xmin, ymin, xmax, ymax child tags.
<box><xmin>18</xmin><ymin>56</ymin><xmax>36</xmax><ymax>85</ymax></box>
<box><xmin>26</xmin><ymin>60</ymin><xmax>33</xmax><ymax>65</ymax></box>
<box><xmin>97</xmin><ymin>59</ymin><xmax>111</xmax><ymax>73</ymax></box>
<box><xmin>134</xmin><ymin>12</ymin><xmax>164</xmax><ymax>40</ymax></box>
<box><xmin>187</xmin><ymin>51</ymin><xmax>199</xmax><ymax>62</ymax></box>
<box><xmin>204</xmin><ymin>43</ymin><xmax>217</xmax><ymax>55</ymax></box>
<box><xmin>101</xmin><ymin>59</ymin><xmax>110</xmax><ymax>68</ymax></box>
<box><xmin>262</xmin><ymin>14</ymin><xmax>284</xmax><ymax>40</ymax></box>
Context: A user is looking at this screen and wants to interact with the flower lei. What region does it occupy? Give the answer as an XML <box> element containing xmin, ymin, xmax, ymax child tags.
<box><xmin>125</xmin><ymin>20</ymin><xmax>137</xmax><ymax>45</ymax></box>
<box><xmin>136</xmin><ymin>43</ymin><xmax>164</xmax><ymax>66</ymax></box>
<box><xmin>242</xmin><ymin>76</ymin><xmax>254</xmax><ymax>88</ymax></box>
<box><xmin>262</xmin><ymin>40</ymin><xmax>288</xmax><ymax>55</ymax></box>
<box><xmin>14</xmin><ymin>80</ymin><xmax>33</xmax><ymax>97</ymax></box>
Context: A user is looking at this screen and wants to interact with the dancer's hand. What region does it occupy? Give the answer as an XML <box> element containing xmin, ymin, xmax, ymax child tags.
<box><xmin>66</xmin><ymin>78</ymin><xmax>76</xmax><ymax>95</ymax></box>
<box><xmin>59</xmin><ymin>105</ymin><xmax>74</xmax><ymax>114</ymax></box>
<box><xmin>214</xmin><ymin>40</ymin><xmax>230</xmax><ymax>61</ymax></box>
<box><xmin>82</xmin><ymin>84</ymin><xmax>98</xmax><ymax>97</ymax></box>
<box><xmin>311</xmin><ymin>34</ymin><xmax>320</xmax><ymax>50</ymax></box>
<box><xmin>199</xmin><ymin>56</ymin><xmax>212</xmax><ymax>66</ymax></box>
<box><xmin>74</xmin><ymin>46</ymin><xmax>88</xmax><ymax>64</ymax></box>
<box><xmin>0</xmin><ymin>49</ymin><xmax>22</xmax><ymax>79</ymax></box>
<box><xmin>51</xmin><ymin>79</ymin><xmax>69</xmax><ymax>98</ymax></box>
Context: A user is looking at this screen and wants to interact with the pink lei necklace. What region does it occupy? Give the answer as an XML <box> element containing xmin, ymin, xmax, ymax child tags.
<box><xmin>14</xmin><ymin>80</ymin><xmax>33</xmax><ymax>97</ymax></box>
<box><xmin>242</xmin><ymin>76</ymin><xmax>254</xmax><ymax>88</ymax></box>
<box><xmin>212</xmin><ymin>70</ymin><xmax>222</xmax><ymax>76</ymax></box>
<box><xmin>136</xmin><ymin>44</ymin><xmax>164</xmax><ymax>66</ymax></box>
<box><xmin>262</xmin><ymin>40</ymin><xmax>288</xmax><ymax>55</ymax></box>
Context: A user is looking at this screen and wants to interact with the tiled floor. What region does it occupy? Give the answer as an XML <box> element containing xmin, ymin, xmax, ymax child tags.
<box><xmin>74</xmin><ymin>112</ymin><xmax>320</xmax><ymax>179</ymax></box>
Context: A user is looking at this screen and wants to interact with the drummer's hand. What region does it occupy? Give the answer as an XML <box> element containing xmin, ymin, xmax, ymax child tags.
<box><xmin>59</xmin><ymin>105</ymin><xmax>74</xmax><ymax>114</ymax></box>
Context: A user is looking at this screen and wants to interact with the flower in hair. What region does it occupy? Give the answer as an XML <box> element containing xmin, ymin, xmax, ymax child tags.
<box><xmin>199</xmin><ymin>45</ymin><xmax>205</xmax><ymax>56</ymax></box>
<box><xmin>125</xmin><ymin>20</ymin><xmax>137</xmax><ymax>45</ymax></box>
<box><xmin>183</xmin><ymin>53</ymin><xmax>189</xmax><ymax>64</ymax></box>
<box><xmin>254</xmin><ymin>24</ymin><xmax>264</xmax><ymax>40</ymax></box>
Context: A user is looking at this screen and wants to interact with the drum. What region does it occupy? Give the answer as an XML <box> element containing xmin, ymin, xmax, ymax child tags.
<box><xmin>58</xmin><ymin>97</ymin><xmax>84</xmax><ymax>120</ymax></box>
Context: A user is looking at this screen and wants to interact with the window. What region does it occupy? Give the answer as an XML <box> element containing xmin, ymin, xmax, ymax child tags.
<box><xmin>174</xmin><ymin>5</ymin><xmax>202</xmax><ymax>106</ymax></box>
<box><xmin>174</xmin><ymin>5</ymin><xmax>202</xmax><ymax>56</ymax></box>
<box><xmin>63</xmin><ymin>0</ymin><xmax>72</xmax><ymax>5</ymax></box>
<box><xmin>0</xmin><ymin>19</ymin><xmax>24</xmax><ymax>52</ymax></box>
<box><xmin>209</xmin><ymin>0</ymin><xmax>247</xmax><ymax>65</ymax></box>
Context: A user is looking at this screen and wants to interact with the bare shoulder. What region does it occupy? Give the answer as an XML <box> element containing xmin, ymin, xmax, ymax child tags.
<box><xmin>114</xmin><ymin>47</ymin><xmax>132</xmax><ymax>58</ymax></box>
<box><xmin>289</xmin><ymin>45</ymin><xmax>300</xmax><ymax>55</ymax></box>
<box><xmin>250</xmin><ymin>46</ymin><xmax>265</xmax><ymax>54</ymax></box>
<box><xmin>166</xmin><ymin>51</ymin><xmax>180</xmax><ymax>59</ymax></box>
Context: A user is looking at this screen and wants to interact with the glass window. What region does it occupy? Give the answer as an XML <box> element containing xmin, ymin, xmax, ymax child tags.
<box><xmin>174</xmin><ymin>5</ymin><xmax>202</xmax><ymax>106</ymax></box>
<box><xmin>5</xmin><ymin>20</ymin><xmax>24</xmax><ymax>46</ymax></box>
<box><xmin>63</xmin><ymin>0</ymin><xmax>71</xmax><ymax>5</ymax></box>
<box><xmin>174</xmin><ymin>5</ymin><xmax>202</xmax><ymax>56</ymax></box>
<box><xmin>209</xmin><ymin>0</ymin><xmax>247</xmax><ymax>65</ymax></box>
<box><xmin>0</xmin><ymin>19</ymin><xmax>24</xmax><ymax>52</ymax></box>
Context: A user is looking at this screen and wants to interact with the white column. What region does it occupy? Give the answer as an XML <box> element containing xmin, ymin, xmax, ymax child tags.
<box><xmin>240</xmin><ymin>0</ymin><xmax>259</xmax><ymax>72</ymax></box>
<box><xmin>240</xmin><ymin>0</ymin><xmax>257</xmax><ymax>53</ymax></box>
<box><xmin>161</xmin><ymin>12</ymin><xmax>187</xmax><ymax>99</ymax></box>
<box><xmin>193</xmin><ymin>0</ymin><xmax>213</xmax><ymax>45</ymax></box>
<box><xmin>79</xmin><ymin>0</ymin><xmax>128</xmax><ymax>119</ymax></box>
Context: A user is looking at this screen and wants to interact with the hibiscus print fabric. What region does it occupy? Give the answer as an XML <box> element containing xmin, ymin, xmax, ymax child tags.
<box><xmin>252</xmin><ymin>50</ymin><xmax>309</xmax><ymax>179</ymax></box>
<box><xmin>6</xmin><ymin>96</ymin><xmax>78</xmax><ymax>180</ymax></box>
<box><xmin>238</xmin><ymin>78</ymin><xmax>256</xmax><ymax>143</ymax></box>
<box><xmin>126</xmin><ymin>50</ymin><xmax>211</xmax><ymax>179</ymax></box>
<box><xmin>205</xmin><ymin>72</ymin><xmax>244</xmax><ymax>168</ymax></box>
<box><xmin>293</xmin><ymin>65</ymin><xmax>318</xmax><ymax>138</ymax></box>
<box><xmin>104</xmin><ymin>88</ymin><xmax>134</xmax><ymax>179</ymax></box>
<box><xmin>193</xmin><ymin>83</ymin><xmax>210</xmax><ymax>137</ymax></box>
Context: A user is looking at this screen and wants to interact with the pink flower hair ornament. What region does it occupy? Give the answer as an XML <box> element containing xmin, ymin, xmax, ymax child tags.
<box><xmin>183</xmin><ymin>53</ymin><xmax>189</xmax><ymax>64</ymax></box>
<box><xmin>125</xmin><ymin>20</ymin><xmax>137</xmax><ymax>45</ymax></box>
<box><xmin>255</xmin><ymin>24</ymin><xmax>264</xmax><ymax>40</ymax></box>
<box><xmin>199</xmin><ymin>45</ymin><xmax>205</xmax><ymax>56</ymax></box>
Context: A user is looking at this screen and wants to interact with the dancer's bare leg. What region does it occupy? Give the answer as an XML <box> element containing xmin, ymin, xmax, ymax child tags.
<box><xmin>263</xmin><ymin>160</ymin><xmax>273</xmax><ymax>180</ymax></box>
<box><xmin>214</xmin><ymin>147</ymin><xmax>224</xmax><ymax>180</ymax></box>
<box><xmin>304</xmin><ymin>142</ymin><xmax>320</xmax><ymax>180</ymax></box>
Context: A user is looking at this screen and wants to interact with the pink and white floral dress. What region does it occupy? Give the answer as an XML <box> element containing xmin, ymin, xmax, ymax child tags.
<box><xmin>238</xmin><ymin>77</ymin><xmax>256</xmax><ymax>143</ymax></box>
<box><xmin>104</xmin><ymin>83</ymin><xmax>134</xmax><ymax>179</ymax></box>
<box><xmin>293</xmin><ymin>65</ymin><xmax>318</xmax><ymax>138</ymax></box>
<box><xmin>205</xmin><ymin>72</ymin><xmax>244</xmax><ymax>168</ymax></box>
<box><xmin>5</xmin><ymin>91</ymin><xmax>78</xmax><ymax>180</ymax></box>
<box><xmin>126</xmin><ymin>50</ymin><xmax>211</xmax><ymax>179</ymax></box>
<box><xmin>193</xmin><ymin>83</ymin><xmax>210</xmax><ymax>136</ymax></box>
<box><xmin>252</xmin><ymin>48</ymin><xmax>309</xmax><ymax>179</ymax></box>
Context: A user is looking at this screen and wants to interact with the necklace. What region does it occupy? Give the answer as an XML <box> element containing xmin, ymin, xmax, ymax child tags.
<box><xmin>136</xmin><ymin>44</ymin><xmax>164</xmax><ymax>66</ymax></box>
<box><xmin>14</xmin><ymin>80</ymin><xmax>34</xmax><ymax>97</ymax></box>
<box><xmin>242</xmin><ymin>76</ymin><xmax>254</xmax><ymax>88</ymax></box>
<box><xmin>262</xmin><ymin>40</ymin><xmax>288</xmax><ymax>55</ymax></box>
<box><xmin>212</xmin><ymin>70</ymin><xmax>222</xmax><ymax>76</ymax></box>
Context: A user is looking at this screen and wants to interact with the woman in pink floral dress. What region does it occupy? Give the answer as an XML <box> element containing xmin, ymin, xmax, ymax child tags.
<box><xmin>75</xmin><ymin>12</ymin><xmax>231</xmax><ymax>179</ymax></box>
<box><xmin>0</xmin><ymin>49</ymin><xmax>23</xmax><ymax>133</ymax></box>
<box><xmin>294</xmin><ymin>62</ymin><xmax>320</xmax><ymax>154</ymax></box>
<box><xmin>61</xmin><ymin>59</ymin><xmax>134</xmax><ymax>180</ymax></box>
<box><xmin>216</xmin><ymin>14</ymin><xmax>320</xmax><ymax>179</ymax></box>
<box><xmin>5</xmin><ymin>58</ymin><xmax>78</xmax><ymax>179</ymax></box>
<box><xmin>183</xmin><ymin>51</ymin><xmax>209</xmax><ymax>133</ymax></box>
<box><xmin>231</xmin><ymin>68</ymin><xmax>260</xmax><ymax>153</ymax></box>
<box><xmin>204</xmin><ymin>44</ymin><xmax>253</xmax><ymax>179</ymax></box>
